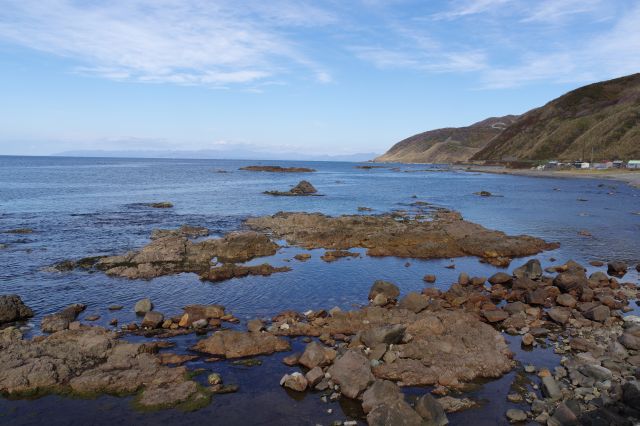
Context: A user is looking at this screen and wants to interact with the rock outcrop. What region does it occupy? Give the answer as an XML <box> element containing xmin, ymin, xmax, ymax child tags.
<box><xmin>240</xmin><ymin>165</ymin><xmax>316</xmax><ymax>173</ymax></box>
<box><xmin>191</xmin><ymin>330</ymin><xmax>290</xmax><ymax>358</ymax></box>
<box><xmin>0</xmin><ymin>295</ymin><xmax>34</xmax><ymax>324</ymax></box>
<box><xmin>265</xmin><ymin>180</ymin><xmax>319</xmax><ymax>196</ymax></box>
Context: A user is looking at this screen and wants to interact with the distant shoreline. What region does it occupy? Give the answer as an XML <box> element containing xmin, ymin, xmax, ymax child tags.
<box><xmin>455</xmin><ymin>165</ymin><xmax>640</xmax><ymax>188</ymax></box>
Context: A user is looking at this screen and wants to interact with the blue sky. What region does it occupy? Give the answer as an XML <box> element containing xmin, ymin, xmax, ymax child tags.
<box><xmin>1</xmin><ymin>0</ymin><xmax>639</xmax><ymax>157</ymax></box>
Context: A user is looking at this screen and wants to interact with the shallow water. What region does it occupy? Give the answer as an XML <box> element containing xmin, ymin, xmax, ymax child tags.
<box><xmin>0</xmin><ymin>156</ymin><xmax>639</xmax><ymax>425</ymax></box>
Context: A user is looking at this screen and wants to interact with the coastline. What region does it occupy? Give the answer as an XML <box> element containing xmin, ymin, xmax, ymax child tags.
<box><xmin>455</xmin><ymin>165</ymin><xmax>640</xmax><ymax>188</ymax></box>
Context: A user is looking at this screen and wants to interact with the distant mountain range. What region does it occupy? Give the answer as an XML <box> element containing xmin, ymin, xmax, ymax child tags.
<box><xmin>54</xmin><ymin>149</ymin><xmax>379</xmax><ymax>163</ymax></box>
<box><xmin>376</xmin><ymin>73</ymin><xmax>640</xmax><ymax>164</ymax></box>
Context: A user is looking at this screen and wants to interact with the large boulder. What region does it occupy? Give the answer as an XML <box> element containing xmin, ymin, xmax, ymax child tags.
<box><xmin>141</xmin><ymin>311</ymin><xmax>164</xmax><ymax>329</ymax></box>
<box><xmin>513</xmin><ymin>259</ymin><xmax>542</xmax><ymax>280</ymax></box>
<box><xmin>134</xmin><ymin>298</ymin><xmax>153</xmax><ymax>315</ymax></box>
<box><xmin>0</xmin><ymin>295</ymin><xmax>33</xmax><ymax>324</ymax></box>
<box><xmin>367</xmin><ymin>400</ymin><xmax>424</xmax><ymax>426</ymax></box>
<box><xmin>41</xmin><ymin>304</ymin><xmax>86</xmax><ymax>333</ymax></box>
<box><xmin>361</xmin><ymin>325</ymin><xmax>406</xmax><ymax>347</ymax></box>
<box><xmin>362</xmin><ymin>380</ymin><xmax>404</xmax><ymax>413</ymax></box>
<box><xmin>290</xmin><ymin>181</ymin><xmax>317</xmax><ymax>195</ymax></box>
<box><xmin>399</xmin><ymin>292</ymin><xmax>429</xmax><ymax>313</ymax></box>
<box><xmin>327</xmin><ymin>350</ymin><xmax>374</xmax><ymax>399</ymax></box>
<box><xmin>191</xmin><ymin>330</ymin><xmax>290</xmax><ymax>358</ymax></box>
<box><xmin>368</xmin><ymin>281</ymin><xmax>400</xmax><ymax>301</ymax></box>
<box><xmin>415</xmin><ymin>394</ymin><xmax>449</xmax><ymax>425</ymax></box>
<box><xmin>280</xmin><ymin>372</ymin><xmax>307</xmax><ymax>392</ymax></box>
<box><xmin>607</xmin><ymin>261</ymin><xmax>628</xmax><ymax>277</ymax></box>
<box><xmin>298</xmin><ymin>341</ymin><xmax>336</xmax><ymax>369</ymax></box>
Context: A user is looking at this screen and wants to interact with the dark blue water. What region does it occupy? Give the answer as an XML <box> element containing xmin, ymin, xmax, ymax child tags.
<box><xmin>0</xmin><ymin>156</ymin><xmax>639</xmax><ymax>425</ymax></box>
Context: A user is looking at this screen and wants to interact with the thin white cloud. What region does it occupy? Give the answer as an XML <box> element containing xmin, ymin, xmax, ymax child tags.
<box><xmin>0</xmin><ymin>0</ymin><xmax>333</xmax><ymax>86</ymax></box>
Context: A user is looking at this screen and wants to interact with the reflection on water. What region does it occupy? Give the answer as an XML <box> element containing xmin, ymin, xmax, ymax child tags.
<box><xmin>0</xmin><ymin>156</ymin><xmax>638</xmax><ymax>425</ymax></box>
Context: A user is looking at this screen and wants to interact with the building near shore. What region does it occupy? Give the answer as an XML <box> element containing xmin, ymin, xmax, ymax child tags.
<box><xmin>628</xmin><ymin>160</ymin><xmax>640</xmax><ymax>169</ymax></box>
<box><xmin>613</xmin><ymin>160</ymin><xmax>626</xmax><ymax>168</ymax></box>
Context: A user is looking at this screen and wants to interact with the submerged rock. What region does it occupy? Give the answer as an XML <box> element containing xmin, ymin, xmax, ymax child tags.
<box><xmin>246</xmin><ymin>212</ymin><xmax>557</xmax><ymax>261</ymax></box>
<box><xmin>147</xmin><ymin>202</ymin><xmax>173</xmax><ymax>208</ymax></box>
<box><xmin>200</xmin><ymin>263</ymin><xmax>291</xmax><ymax>282</ymax></box>
<box><xmin>0</xmin><ymin>295</ymin><xmax>34</xmax><ymax>324</ymax></box>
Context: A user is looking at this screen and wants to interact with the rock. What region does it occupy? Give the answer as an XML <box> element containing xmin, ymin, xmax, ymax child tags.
<box><xmin>141</xmin><ymin>311</ymin><xmax>164</xmax><ymax>329</ymax></box>
<box><xmin>151</xmin><ymin>225</ymin><xmax>209</xmax><ymax>240</ymax></box>
<box><xmin>183</xmin><ymin>304</ymin><xmax>225</xmax><ymax>321</ymax></box>
<box><xmin>298</xmin><ymin>341</ymin><xmax>336</xmax><ymax>369</ymax></box>
<box><xmin>607</xmin><ymin>261</ymin><xmax>628</xmax><ymax>277</ymax></box>
<box><xmin>474</xmin><ymin>191</ymin><xmax>492</xmax><ymax>197</ymax></box>
<box><xmin>513</xmin><ymin>259</ymin><xmax>543</xmax><ymax>280</ymax></box>
<box><xmin>108</xmin><ymin>305</ymin><xmax>123</xmax><ymax>311</ymax></box>
<box><xmin>282</xmin><ymin>353</ymin><xmax>301</xmax><ymax>366</ymax></box>
<box><xmin>548</xmin><ymin>307</ymin><xmax>571</xmax><ymax>325</ymax></box>
<box><xmin>41</xmin><ymin>304</ymin><xmax>86</xmax><ymax>333</ymax></box>
<box><xmin>556</xmin><ymin>294</ymin><xmax>577</xmax><ymax>308</ymax></box>
<box><xmin>246</xmin><ymin>212</ymin><xmax>557</xmax><ymax>262</ymax></box>
<box><xmin>148</xmin><ymin>202</ymin><xmax>173</xmax><ymax>208</ymax></box>
<box><xmin>367</xmin><ymin>400</ymin><xmax>424</xmax><ymax>426</ymax></box>
<box><xmin>0</xmin><ymin>326</ymin><xmax>207</xmax><ymax>409</ymax></box>
<box><xmin>134</xmin><ymin>298</ymin><xmax>153</xmax><ymax>315</ymax></box>
<box><xmin>265</xmin><ymin>180</ymin><xmax>318</xmax><ymax>196</ymax></box>
<box><xmin>622</xmin><ymin>380</ymin><xmax>640</xmax><ymax>408</ymax></box>
<box><xmin>584</xmin><ymin>305</ymin><xmax>610</xmax><ymax>322</ymax></box>
<box><xmin>399</xmin><ymin>292</ymin><xmax>429</xmax><ymax>313</ymax></box>
<box><xmin>550</xmin><ymin>402</ymin><xmax>578</xmax><ymax>426</ymax></box>
<box><xmin>191</xmin><ymin>330</ymin><xmax>290</xmax><ymax>358</ymax></box>
<box><xmin>294</xmin><ymin>253</ymin><xmax>311</xmax><ymax>261</ymax></box>
<box><xmin>0</xmin><ymin>295</ymin><xmax>34</xmax><ymax>324</ymax></box>
<box><xmin>247</xmin><ymin>319</ymin><xmax>264</xmax><ymax>333</ymax></box>
<box><xmin>506</xmin><ymin>409</ymin><xmax>527</xmax><ymax>423</ymax></box>
<box><xmin>280</xmin><ymin>372</ymin><xmax>307</xmax><ymax>392</ymax></box>
<box><xmin>578</xmin><ymin>365</ymin><xmax>612</xmax><ymax>381</ymax></box>
<box><xmin>423</xmin><ymin>274</ymin><xmax>437</xmax><ymax>283</ymax></box>
<box><xmin>369</xmin><ymin>281</ymin><xmax>400</xmax><ymax>301</ymax></box>
<box><xmin>482</xmin><ymin>309</ymin><xmax>509</xmax><ymax>323</ymax></box>
<box><xmin>553</xmin><ymin>271</ymin><xmax>587</xmax><ymax>293</ymax></box>
<box><xmin>619</xmin><ymin>333</ymin><xmax>640</xmax><ymax>350</ymax></box>
<box><xmin>361</xmin><ymin>325</ymin><xmax>406</xmax><ymax>347</ymax></box>
<box><xmin>436</xmin><ymin>397</ymin><xmax>477</xmax><ymax>413</ymax></box>
<box><xmin>240</xmin><ymin>165</ymin><xmax>315</xmax><ymax>173</ymax></box>
<box><xmin>192</xmin><ymin>319</ymin><xmax>208</xmax><ymax>329</ymax></box>
<box><xmin>488</xmin><ymin>272</ymin><xmax>512</xmax><ymax>285</ymax></box>
<box><xmin>415</xmin><ymin>394</ymin><xmax>449</xmax><ymax>425</ymax></box>
<box><xmin>361</xmin><ymin>380</ymin><xmax>404</xmax><ymax>413</ymax></box>
<box><xmin>201</xmin><ymin>263</ymin><xmax>290</xmax><ymax>282</ymax></box>
<box><xmin>158</xmin><ymin>353</ymin><xmax>199</xmax><ymax>365</ymax></box>
<box><xmin>305</xmin><ymin>366</ymin><xmax>324</xmax><ymax>387</ymax></box>
<box><xmin>541</xmin><ymin>376</ymin><xmax>562</xmax><ymax>401</ymax></box>
<box><xmin>504</xmin><ymin>302</ymin><xmax>526</xmax><ymax>315</ymax></box>
<box><xmin>327</xmin><ymin>350</ymin><xmax>374</xmax><ymax>399</ymax></box>
<box><xmin>522</xmin><ymin>333</ymin><xmax>534</xmax><ymax>346</ymax></box>
<box><xmin>321</xmin><ymin>250</ymin><xmax>359</xmax><ymax>262</ymax></box>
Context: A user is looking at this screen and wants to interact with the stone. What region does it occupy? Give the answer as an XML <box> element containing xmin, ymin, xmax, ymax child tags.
<box><xmin>548</xmin><ymin>307</ymin><xmax>571</xmax><ymax>325</ymax></box>
<box><xmin>482</xmin><ymin>309</ymin><xmax>509</xmax><ymax>323</ymax></box>
<box><xmin>584</xmin><ymin>305</ymin><xmax>610</xmax><ymax>322</ymax></box>
<box><xmin>458</xmin><ymin>273</ymin><xmax>469</xmax><ymax>285</ymax></box>
<box><xmin>207</xmin><ymin>373</ymin><xmax>222</xmax><ymax>385</ymax></box>
<box><xmin>305</xmin><ymin>366</ymin><xmax>324</xmax><ymax>387</ymax></box>
<box><xmin>361</xmin><ymin>325</ymin><xmax>406</xmax><ymax>347</ymax></box>
<box><xmin>622</xmin><ymin>380</ymin><xmax>640</xmax><ymax>408</ymax></box>
<box><xmin>282</xmin><ymin>353</ymin><xmax>301</xmax><ymax>366</ymax></box>
<box><xmin>280</xmin><ymin>372</ymin><xmax>307</xmax><ymax>392</ymax></box>
<box><xmin>415</xmin><ymin>394</ymin><xmax>449</xmax><ymax>425</ymax></box>
<box><xmin>550</xmin><ymin>402</ymin><xmax>578</xmax><ymax>426</ymax></box>
<box><xmin>436</xmin><ymin>397</ymin><xmax>477</xmax><ymax>413</ymax></box>
<box><xmin>247</xmin><ymin>319</ymin><xmax>264</xmax><ymax>333</ymax></box>
<box><xmin>361</xmin><ymin>380</ymin><xmax>404</xmax><ymax>413</ymax></box>
<box><xmin>556</xmin><ymin>294</ymin><xmax>577</xmax><ymax>308</ymax></box>
<box><xmin>619</xmin><ymin>333</ymin><xmax>640</xmax><ymax>350</ymax></box>
<box><xmin>399</xmin><ymin>292</ymin><xmax>429</xmax><ymax>313</ymax></box>
<box><xmin>369</xmin><ymin>281</ymin><xmax>400</xmax><ymax>301</ymax></box>
<box><xmin>578</xmin><ymin>365</ymin><xmax>612</xmax><ymax>381</ymax></box>
<box><xmin>183</xmin><ymin>304</ymin><xmax>225</xmax><ymax>319</ymax></box>
<box><xmin>367</xmin><ymin>400</ymin><xmax>424</xmax><ymax>426</ymax></box>
<box><xmin>298</xmin><ymin>341</ymin><xmax>336</xmax><ymax>369</ymax></box>
<box><xmin>504</xmin><ymin>301</ymin><xmax>527</xmax><ymax>315</ymax></box>
<box><xmin>134</xmin><ymin>298</ymin><xmax>153</xmax><ymax>314</ymax></box>
<box><xmin>607</xmin><ymin>261</ymin><xmax>628</xmax><ymax>277</ymax></box>
<box><xmin>522</xmin><ymin>333</ymin><xmax>534</xmax><ymax>346</ymax></box>
<box><xmin>327</xmin><ymin>350</ymin><xmax>374</xmax><ymax>399</ymax></box>
<box><xmin>0</xmin><ymin>295</ymin><xmax>34</xmax><ymax>324</ymax></box>
<box><xmin>488</xmin><ymin>272</ymin><xmax>512</xmax><ymax>285</ymax></box>
<box><xmin>141</xmin><ymin>311</ymin><xmax>164</xmax><ymax>329</ymax></box>
<box><xmin>506</xmin><ymin>409</ymin><xmax>527</xmax><ymax>423</ymax></box>
<box><xmin>513</xmin><ymin>259</ymin><xmax>542</xmax><ymax>280</ymax></box>
<box><xmin>41</xmin><ymin>304</ymin><xmax>86</xmax><ymax>333</ymax></box>
<box><xmin>192</xmin><ymin>319</ymin><xmax>208</xmax><ymax>329</ymax></box>
<box><xmin>423</xmin><ymin>274</ymin><xmax>437</xmax><ymax>283</ymax></box>
<box><xmin>541</xmin><ymin>376</ymin><xmax>562</xmax><ymax>401</ymax></box>
<box><xmin>191</xmin><ymin>330</ymin><xmax>290</xmax><ymax>358</ymax></box>
<box><xmin>265</xmin><ymin>180</ymin><xmax>318</xmax><ymax>196</ymax></box>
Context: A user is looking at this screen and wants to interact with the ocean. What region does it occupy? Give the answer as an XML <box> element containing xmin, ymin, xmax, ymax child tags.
<box><xmin>0</xmin><ymin>155</ymin><xmax>639</xmax><ymax>425</ymax></box>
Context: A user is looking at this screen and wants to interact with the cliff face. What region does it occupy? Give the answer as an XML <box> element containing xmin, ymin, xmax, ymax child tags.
<box><xmin>374</xmin><ymin>116</ymin><xmax>518</xmax><ymax>164</ymax></box>
<box><xmin>472</xmin><ymin>73</ymin><xmax>640</xmax><ymax>162</ymax></box>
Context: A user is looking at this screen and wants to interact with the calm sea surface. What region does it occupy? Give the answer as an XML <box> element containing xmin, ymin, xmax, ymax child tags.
<box><xmin>0</xmin><ymin>156</ymin><xmax>639</xmax><ymax>425</ymax></box>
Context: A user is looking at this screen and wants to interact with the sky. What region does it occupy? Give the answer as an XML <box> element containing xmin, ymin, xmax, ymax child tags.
<box><xmin>1</xmin><ymin>0</ymin><xmax>639</xmax><ymax>158</ymax></box>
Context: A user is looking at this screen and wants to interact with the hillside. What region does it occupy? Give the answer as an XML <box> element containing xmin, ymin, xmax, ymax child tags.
<box><xmin>472</xmin><ymin>73</ymin><xmax>640</xmax><ymax>162</ymax></box>
<box><xmin>374</xmin><ymin>116</ymin><xmax>518</xmax><ymax>163</ymax></box>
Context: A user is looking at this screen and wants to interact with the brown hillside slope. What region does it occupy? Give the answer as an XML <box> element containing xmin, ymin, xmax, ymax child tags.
<box><xmin>472</xmin><ymin>73</ymin><xmax>640</xmax><ymax>162</ymax></box>
<box><xmin>374</xmin><ymin>116</ymin><xmax>518</xmax><ymax>163</ymax></box>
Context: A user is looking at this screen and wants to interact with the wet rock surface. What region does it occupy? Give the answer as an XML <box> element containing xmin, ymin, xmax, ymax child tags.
<box><xmin>191</xmin><ymin>330</ymin><xmax>290</xmax><ymax>358</ymax></box>
<box><xmin>265</xmin><ymin>180</ymin><xmax>319</xmax><ymax>196</ymax></box>
<box><xmin>239</xmin><ymin>165</ymin><xmax>316</xmax><ymax>173</ymax></box>
<box><xmin>0</xmin><ymin>326</ymin><xmax>207</xmax><ymax>409</ymax></box>
<box><xmin>0</xmin><ymin>295</ymin><xmax>34</xmax><ymax>324</ymax></box>
<box><xmin>41</xmin><ymin>304</ymin><xmax>86</xmax><ymax>333</ymax></box>
<box><xmin>246</xmin><ymin>211</ymin><xmax>557</xmax><ymax>261</ymax></box>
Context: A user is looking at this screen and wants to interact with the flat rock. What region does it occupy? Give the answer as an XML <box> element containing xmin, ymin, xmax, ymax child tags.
<box><xmin>191</xmin><ymin>330</ymin><xmax>290</xmax><ymax>358</ymax></box>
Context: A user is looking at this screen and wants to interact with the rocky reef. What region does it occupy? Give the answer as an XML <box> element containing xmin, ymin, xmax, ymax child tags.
<box><xmin>239</xmin><ymin>166</ymin><xmax>316</xmax><ymax>173</ymax></box>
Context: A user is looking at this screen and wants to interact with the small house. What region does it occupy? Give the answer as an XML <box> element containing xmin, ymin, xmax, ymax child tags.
<box><xmin>613</xmin><ymin>160</ymin><xmax>625</xmax><ymax>169</ymax></box>
<box><xmin>628</xmin><ymin>160</ymin><xmax>640</xmax><ymax>169</ymax></box>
